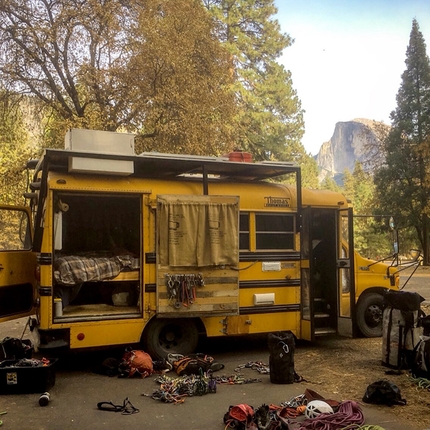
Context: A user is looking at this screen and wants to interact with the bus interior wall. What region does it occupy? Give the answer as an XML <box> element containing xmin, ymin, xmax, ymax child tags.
<box><xmin>52</xmin><ymin>193</ymin><xmax>141</xmax><ymax>315</ymax></box>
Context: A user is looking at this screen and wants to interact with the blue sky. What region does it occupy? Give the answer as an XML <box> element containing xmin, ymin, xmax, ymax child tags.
<box><xmin>274</xmin><ymin>0</ymin><xmax>430</xmax><ymax>155</ymax></box>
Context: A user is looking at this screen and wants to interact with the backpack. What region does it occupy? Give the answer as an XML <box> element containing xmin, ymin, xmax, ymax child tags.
<box><xmin>411</xmin><ymin>335</ymin><xmax>430</xmax><ymax>378</ymax></box>
<box><xmin>268</xmin><ymin>331</ymin><xmax>295</xmax><ymax>384</ymax></box>
<box><xmin>223</xmin><ymin>404</ymin><xmax>255</xmax><ymax>430</ymax></box>
<box><xmin>172</xmin><ymin>353</ymin><xmax>221</xmax><ymax>376</ymax></box>
<box><xmin>362</xmin><ymin>380</ymin><xmax>406</xmax><ymax>406</ymax></box>
<box><xmin>0</xmin><ymin>337</ymin><xmax>33</xmax><ymax>361</ymax></box>
<box><xmin>119</xmin><ymin>349</ymin><xmax>153</xmax><ymax>378</ymax></box>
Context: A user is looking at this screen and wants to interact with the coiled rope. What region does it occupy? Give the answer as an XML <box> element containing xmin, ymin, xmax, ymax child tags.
<box><xmin>407</xmin><ymin>374</ymin><xmax>430</xmax><ymax>390</ymax></box>
<box><xmin>340</xmin><ymin>426</ymin><xmax>385</xmax><ymax>430</ymax></box>
<box><xmin>298</xmin><ymin>400</ymin><xmax>364</xmax><ymax>430</ymax></box>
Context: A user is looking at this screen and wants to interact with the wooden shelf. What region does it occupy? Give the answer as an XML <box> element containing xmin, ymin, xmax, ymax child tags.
<box><xmin>107</xmin><ymin>271</ymin><xmax>139</xmax><ymax>281</ymax></box>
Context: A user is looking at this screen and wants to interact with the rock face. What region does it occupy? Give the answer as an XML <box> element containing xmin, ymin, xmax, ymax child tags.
<box><xmin>315</xmin><ymin>119</ymin><xmax>382</xmax><ymax>183</ymax></box>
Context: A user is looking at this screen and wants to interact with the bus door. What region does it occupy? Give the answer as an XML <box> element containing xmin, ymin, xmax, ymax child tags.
<box><xmin>0</xmin><ymin>205</ymin><xmax>36</xmax><ymax>323</ymax></box>
<box><xmin>301</xmin><ymin>207</ymin><xmax>338</xmax><ymax>340</ymax></box>
<box><xmin>337</xmin><ymin>208</ymin><xmax>356</xmax><ymax>337</ymax></box>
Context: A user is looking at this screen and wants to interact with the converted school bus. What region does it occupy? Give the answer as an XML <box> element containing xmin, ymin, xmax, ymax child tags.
<box><xmin>0</xmin><ymin>129</ymin><xmax>400</xmax><ymax>358</ymax></box>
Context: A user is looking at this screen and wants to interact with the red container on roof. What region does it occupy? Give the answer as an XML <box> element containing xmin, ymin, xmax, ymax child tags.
<box><xmin>227</xmin><ymin>151</ymin><xmax>252</xmax><ymax>163</ymax></box>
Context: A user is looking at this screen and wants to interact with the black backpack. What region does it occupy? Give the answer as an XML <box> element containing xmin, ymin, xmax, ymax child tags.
<box><xmin>268</xmin><ymin>331</ymin><xmax>295</xmax><ymax>384</ymax></box>
<box><xmin>411</xmin><ymin>335</ymin><xmax>430</xmax><ymax>379</ymax></box>
<box><xmin>0</xmin><ymin>337</ymin><xmax>32</xmax><ymax>361</ymax></box>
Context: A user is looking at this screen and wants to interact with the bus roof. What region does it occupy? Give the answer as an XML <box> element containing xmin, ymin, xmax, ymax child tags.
<box><xmin>302</xmin><ymin>188</ymin><xmax>349</xmax><ymax>207</ymax></box>
<box><xmin>36</xmin><ymin>149</ymin><xmax>300</xmax><ymax>182</ymax></box>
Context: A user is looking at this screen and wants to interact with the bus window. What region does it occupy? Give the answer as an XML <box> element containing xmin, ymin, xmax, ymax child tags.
<box><xmin>239</xmin><ymin>213</ymin><xmax>250</xmax><ymax>251</ymax></box>
<box><xmin>255</xmin><ymin>213</ymin><xmax>295</xmax><ymax>250</ymax></box>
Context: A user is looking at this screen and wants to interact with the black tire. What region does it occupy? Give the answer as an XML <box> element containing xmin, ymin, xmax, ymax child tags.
<box><xmin>356</xmin><ymin>292</ymin><xmax>384</xmax><ymax>337</ymax></box>
<box><xmin>142</xmin><ymin>318</ymin><xmax>199</xmax><ymax>359</ymax></box>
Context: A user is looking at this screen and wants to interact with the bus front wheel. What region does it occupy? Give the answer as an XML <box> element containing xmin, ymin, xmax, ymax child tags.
<box><xmin>142</xmin><ymin>318</ymin><xmax>199</xmax><ymax>360</ymax></box>
<box><xmin>356</xmin><ymin>292</ymin><xmax>384</xmax><ymax>337</ymax></box>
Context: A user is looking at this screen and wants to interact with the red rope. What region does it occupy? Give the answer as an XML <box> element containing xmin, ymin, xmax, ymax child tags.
<box><xmin>298</xmin><ymin>401</ymin><xmax>365</xmax><ymax>430</ymax></box>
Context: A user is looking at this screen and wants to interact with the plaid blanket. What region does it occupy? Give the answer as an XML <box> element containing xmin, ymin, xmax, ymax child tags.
<box><xmin>54</xmin><ymin>255</ymin><xmax>139</xmax><ymax>286</ymax></box>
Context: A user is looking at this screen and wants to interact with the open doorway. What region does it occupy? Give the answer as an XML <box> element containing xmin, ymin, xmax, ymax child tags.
<box><xmin>310</xmin><ymin>209</ymin><xmax>338</xmax><ymax>334</ymax></box>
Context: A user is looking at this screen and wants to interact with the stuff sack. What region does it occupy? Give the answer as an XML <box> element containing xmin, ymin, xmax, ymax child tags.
<box><xmin>119</xmin><ymin>349</ymin><xmax>153</xmax><ymax>378</ymax></box>
<box><xmin>382</xmin><ymin>305</ymin><xmax>423</xmax><ymax>369</ymax></box>
<box><xmin>172</xmin><ymin>353</ymin><xmax>219</xmax><ymax>376</ymax></box>
<box><xmin>411</xmin><ymin>335</ymin><xmax>430</xmax><ymax>379</ymax></box>
<box><xmin>223</xmin><ymin>404</ymin><xmax>254</xmax><ymax>430</ymax></box>
<box><xmin>362</xmin><ymin>380</ymin><xmax>406</xmax><ymax>406</ymax></box>
<box><xmin>0</xmin><ymin>337</ymin><xmax>33</xmax><ymax>362</ymax></box>
<box><xmin>268</xmin><ymin>330</ymin><xmax>295</xmax><ymax>384</ymax></box>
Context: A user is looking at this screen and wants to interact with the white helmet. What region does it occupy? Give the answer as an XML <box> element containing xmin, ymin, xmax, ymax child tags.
<box><xmin>305</xmin><ymin>400</ymin><xmax>334</xmax><ymax>419</ymax></box>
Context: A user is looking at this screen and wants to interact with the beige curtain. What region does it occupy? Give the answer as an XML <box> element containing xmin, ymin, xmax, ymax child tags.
<box><xmin>158</xmin><ymin>195</ymin><xmax>239</xmax><ymax>267</ymax></box>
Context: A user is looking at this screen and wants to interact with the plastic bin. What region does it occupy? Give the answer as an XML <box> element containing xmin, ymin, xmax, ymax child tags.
<box><xmin>0</xmin><ymin>358</ymin><xmax>58</xmax><ymax>394</ymax></box>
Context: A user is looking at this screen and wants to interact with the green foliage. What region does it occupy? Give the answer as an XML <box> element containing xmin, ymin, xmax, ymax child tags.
<box><xmin>343</xmin><ymin>162</ymin><xmax>392</xmax><ymax>258</ymax></box>
<box><xmin>0</xmin><ymin>91</ymin><xmax>38</xmax><ymax>205</ymax></box>
<box><xmin>373</xmin><ymin>19</ymin><xmax>430</xmax><ymax>262</ymax></box>
<box><xmin>203</xmin><ymin>0</ymin><xmax>308</xmax><ymax>164</ymax></box>
<box><xmin>320</xmin><ymin>175</ymin><xmax>341</xmax><ymax>192</ymax></box>
<box><xmin>0</xmin><ymin>0</ymin><xmax>238</xmax><ymax>154</ymax></box>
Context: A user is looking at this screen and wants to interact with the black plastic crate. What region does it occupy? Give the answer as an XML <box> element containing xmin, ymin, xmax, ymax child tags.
<box><xmin>0</xmin><ymin>358</ymin><xmax>57</xmax><ymax>394</ymax></box>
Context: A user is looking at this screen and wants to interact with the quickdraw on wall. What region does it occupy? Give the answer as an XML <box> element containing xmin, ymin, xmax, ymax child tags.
<box><xmin>165</xmin><ymin>273</ymin><xmax>205</xmax><ymax>308</ymax></box>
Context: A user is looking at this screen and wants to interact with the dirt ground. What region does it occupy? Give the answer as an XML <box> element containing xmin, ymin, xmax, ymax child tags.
<box><xmin>291</xmin><ymin>305</ymin><xmax>430</xmax><ymax>430</ymax></box>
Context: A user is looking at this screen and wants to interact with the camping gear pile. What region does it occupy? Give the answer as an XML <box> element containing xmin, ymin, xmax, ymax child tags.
<box><xmin>222</xmin><ymin>391</ymin><xmax>366</xmax><ymax>430</ymax></box>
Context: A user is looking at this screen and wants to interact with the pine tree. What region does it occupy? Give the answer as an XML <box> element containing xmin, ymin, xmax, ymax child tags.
<box><xmin>203</xmin><ymin>0</ymin><xmax>314</xmax><ymax>173</ymax></box>
<box><xmin>374</xmin><ymin>19</ymin><xmax>430</xmax><ymax>262</ymax></box>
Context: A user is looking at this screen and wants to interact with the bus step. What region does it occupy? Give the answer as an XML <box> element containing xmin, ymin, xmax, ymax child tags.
<box><xmin>315</xmin><ymin>327</ymin><xmax>337</xmax><ymax>336</ymax></box>
<box><xmin>314</xmin><ymin>312</ymin><xmax>330</xmax><ymax>318</ymax></box>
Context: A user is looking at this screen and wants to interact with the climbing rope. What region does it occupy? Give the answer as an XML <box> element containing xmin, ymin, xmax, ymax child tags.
<box><xmin>0</xmin><ymin>411</ymin><xmax>6</xmax><ymax>426</ymax></box>
<box><xmin>340</xmin><ymin>426</ymin><xmax>385</xmax><ymax>430</ymax></box>
<box><xmin>407</xmin><ymin>374</ymin><xmax>430</xmax><ymax>390</ymax></box>
<box><xmin>297</xmin><ymin>400</ymin><xmax>364</xmax><ymax>430</ymax></box>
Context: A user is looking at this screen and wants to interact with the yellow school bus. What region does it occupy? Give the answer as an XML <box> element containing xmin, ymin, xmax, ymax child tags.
<box><xmin>0</xmin><ymin>129</ymin><xmax>400</xmax><ymax>358</ymax></box>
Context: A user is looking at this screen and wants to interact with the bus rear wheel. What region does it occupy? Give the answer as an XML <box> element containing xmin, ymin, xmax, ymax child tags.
<box><xmin>142</xmin><ymin>318</ymin><xmax>199</xmax><ymax>360</ymax></box>
<box><xmin>356</xmin><ymin>292</ymin><xmax>384</xmax><ymax>337</ymax></box>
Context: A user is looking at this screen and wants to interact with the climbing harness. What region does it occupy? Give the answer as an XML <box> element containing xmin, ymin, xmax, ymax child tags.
<box><xmin>97</xmin><ymin>397</ymin><xmax>139</xmax><ymax>414</ymax></box>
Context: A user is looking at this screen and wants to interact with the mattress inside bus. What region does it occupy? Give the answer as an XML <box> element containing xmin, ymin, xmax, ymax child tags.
<box><xmin>54</xmin><ymin>255</ymin><xmax>139</xmax><ymax>286</ymax></box>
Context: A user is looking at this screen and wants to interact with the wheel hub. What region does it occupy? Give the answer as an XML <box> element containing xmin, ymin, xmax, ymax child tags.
<box><xmin>365</xmin><ymin>304</ymin><xmax>382</xmax><ymax>327</ymax></box>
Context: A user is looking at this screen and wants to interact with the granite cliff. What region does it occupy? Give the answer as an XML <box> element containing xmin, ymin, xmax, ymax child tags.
<box><xmin>315</xmin><ymin>119</ymin><xmax>385</xmax><ymax>183</ymax></box>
